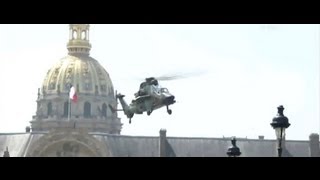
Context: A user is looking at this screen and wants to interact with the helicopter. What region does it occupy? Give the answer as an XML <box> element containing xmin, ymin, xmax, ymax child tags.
<box><xmin>109</xmin><ymin>77</ymin><xmax>176</xmax><ymax>124</ymax></box>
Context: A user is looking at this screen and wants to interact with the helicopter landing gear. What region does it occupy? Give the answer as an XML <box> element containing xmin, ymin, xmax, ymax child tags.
<box><xmin>128</xmin><ymin>113</ymin><xmax>134</xmax><ymax>124</ymax></box>
<box><xmin>147</xmin><ymin>107</ymin><xmax>153</xmax><ymax>116</ymax></box>
<box><xmin>166</xmin><ymin>106</ymin><xmax>172</xmax><ymax>115</ymax></box>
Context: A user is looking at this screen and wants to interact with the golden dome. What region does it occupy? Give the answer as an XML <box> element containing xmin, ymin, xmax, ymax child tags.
<box><xmin>42</xmin><ymin>55</ymin><xmax>114</xmax><ymax>97</ymax></box>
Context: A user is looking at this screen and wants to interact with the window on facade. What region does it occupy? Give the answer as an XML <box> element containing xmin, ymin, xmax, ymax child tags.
<box><xmin>49</xmin><ymin>82</ymin><xmax>55</xmax><ymax>90</ymax></box>
<box><xmin>73</xmin><ymin>30</ymin><xmax>77</xmax><ymax>39</ymax></box>
<box><xmin>84</xmin><ymin>83</ymin><xmax>91</xmax><ymax>90</ymax></box>
<box><xmin>84</xmin><ymin>102</ymin><xmax>91</xmax><ymax>118</ymax></box>
<box><xmin>63</xmin><ymin>102</ymin><xmax>69</xmax><ymax>117</ymax></box>
<box><xmin>82</xmin><ymin>31</ymin><xmax>86</xmax><ymax>40</ymax></box>
<box><xmin>101</xmin><ymin>85</ymin><xmax>106</xmax><ymax>92</ymax></box>
<box><xmin>47</xmin><ymin>102</ymin><xmax>52</xmax><ymax>116</ymax></box>
<box><xmin>102</xmin><ymin>103</ymin><xmax>107</xmax><ymax>117</ymax></box>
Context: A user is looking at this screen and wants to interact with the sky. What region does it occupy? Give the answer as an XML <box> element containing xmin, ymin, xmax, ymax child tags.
<box><xmin>0</xmin><ymin>24</ymin><xmax>319</xmax><ymax>140</ymax></box>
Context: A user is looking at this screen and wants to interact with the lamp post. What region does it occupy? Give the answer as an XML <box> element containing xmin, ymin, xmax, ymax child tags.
<box><xmin>270</xmin><ymin>105</ymin><xmax>290</xmax><ymax>157</ymax></box>
<box><xmin>226</xmin><ymin>137</ymin><xmax>241</xmax><ymax>157</ymax></box>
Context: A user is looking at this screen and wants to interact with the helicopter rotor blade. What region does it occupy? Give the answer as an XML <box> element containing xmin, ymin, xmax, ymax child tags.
<box><xmin>154</xmin><ymin>71</ymin><xmax>207</xmax><ymax>81</ymax></box>
<box><xmin>154</xmin><ymin>75</ymin><xmax>184</xmax><ymax>81</ymax></box>
<box><xmin>133</xmin><ymin>70</ymin><xmax>207</xmax><ymax>82</ymax></box>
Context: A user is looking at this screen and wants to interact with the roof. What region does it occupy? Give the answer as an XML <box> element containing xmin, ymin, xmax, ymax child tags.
<box><xmin>0</xmin><ymin>133</ymin><xmax>312</xmax><ymax>157</ymax></box>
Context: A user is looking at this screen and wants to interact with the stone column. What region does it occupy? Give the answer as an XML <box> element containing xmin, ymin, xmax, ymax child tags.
<box><xmin>309</xmin><ymin>133</ymin><xmax>320</xmax><ymax>157</ymax></box>
<box><xmin>26</xmin><ymin>126</ymin><xmax>31</xmax><ymax>133</ymax></box>
<box><xmin>3</xmin><ymin>147</ymin><xmax>10</xmax><ymax>157</ymax></box>
<box><xmin>159</xmin><ymin>129</ymin><xmax>167</xmax><ymax>157</ymax></box>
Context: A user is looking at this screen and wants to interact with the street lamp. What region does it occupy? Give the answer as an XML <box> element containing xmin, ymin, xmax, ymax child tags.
<box><xmin>270</xmin><ymin>105</ymin><xmax>290</xmax><ymax>157</ymax></box>
<box><xmin>226</xmin><ymin>137</ymin><xmax>241</xmax><ymax>157</ymax></box>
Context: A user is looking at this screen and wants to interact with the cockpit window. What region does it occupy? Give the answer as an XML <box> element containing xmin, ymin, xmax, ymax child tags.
<box><xmin>160</xmin><ymin>88</ymin><xmax>169</xmax><ymax>93</ymax></box>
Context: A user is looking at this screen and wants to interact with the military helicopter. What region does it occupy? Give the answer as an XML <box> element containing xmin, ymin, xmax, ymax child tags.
<box><xmin>109</xmin><ymin>76</ymin><xmax>177</xmax><ymax>124</ymax></box>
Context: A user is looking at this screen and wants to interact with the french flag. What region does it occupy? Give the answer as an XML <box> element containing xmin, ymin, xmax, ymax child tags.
<box><xmin>69</xmin><ymin>85</ymin><xmax>78</xmax><ymax>103</ymax></box>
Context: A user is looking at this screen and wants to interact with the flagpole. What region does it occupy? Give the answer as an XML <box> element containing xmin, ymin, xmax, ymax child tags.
<box><xmin>68</xmin><ymin>90</ymin><xmax>71</xmax><ymax>123</ymax></box>
<box><xmin>69</xmin><ymin>85</ymin><xmax>77</xmax><ymax>128</ymax></box>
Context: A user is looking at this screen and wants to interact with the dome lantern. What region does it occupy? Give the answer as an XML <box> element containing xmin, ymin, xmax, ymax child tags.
<box><xmin>67</xmin><ymin>24</ymin><xmax>92</xmax><ymax>56</ymax></box>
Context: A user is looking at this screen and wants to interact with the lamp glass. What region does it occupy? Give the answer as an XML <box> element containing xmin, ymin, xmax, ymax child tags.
<box><xmin>275</xmin><ymin>127</ymin><xmax>286</xmax><ymax>139</ymax></box>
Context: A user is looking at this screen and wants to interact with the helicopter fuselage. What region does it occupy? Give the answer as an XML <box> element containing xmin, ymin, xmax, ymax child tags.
<box><xmin>130</xmin><ymin>90</ymin><xmax>175</xmax><ymax>114</ymax></box>
<box><xmin>115</xmin><ymin>77</ymin><xmax>176</xmax><ymax>124</ymax></box>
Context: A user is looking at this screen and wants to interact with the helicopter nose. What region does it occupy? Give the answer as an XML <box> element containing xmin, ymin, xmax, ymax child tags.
<box><xmin>164</xmin><ymin>95</ymin><xmax>175</xmax><ymax>105</ymax></box>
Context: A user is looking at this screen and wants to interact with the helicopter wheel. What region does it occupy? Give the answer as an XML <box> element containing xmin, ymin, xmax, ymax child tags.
<box><xmin>129</xmin><ymin>119</ymin><xmax>131</xmax><ymax>124</ymax></box>
<box><xmin>147</xmin><ymin>111</ymin><xmax>152</xmax><ymax>116</ymax></box>
<box><xmin>167</xmin><ymin>109</ymin><xmax>172</xmax><ymax>115</ymax></box>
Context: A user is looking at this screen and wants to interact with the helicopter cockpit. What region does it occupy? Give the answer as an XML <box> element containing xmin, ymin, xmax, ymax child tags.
<box><xmin>160</xmin><ymin>88</ymin><xmax>169</xmax><ymax>93</ymax></box>
<box><xmin>134</xmin><ymin>77</ymin><xmax>160</xmax><ymax>97</ymax></box>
